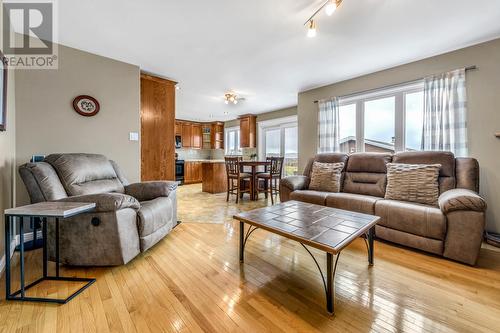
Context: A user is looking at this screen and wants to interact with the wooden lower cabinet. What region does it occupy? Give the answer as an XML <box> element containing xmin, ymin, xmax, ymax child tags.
<box><xmin>202</xmin><ymin>162</ymin><xmax>227</xmax><ymax>194</ymax></box>
<box><xmin>184</xmin><ymin>161</ymin><xmax>202</xmax><ymax>184</ymax></box>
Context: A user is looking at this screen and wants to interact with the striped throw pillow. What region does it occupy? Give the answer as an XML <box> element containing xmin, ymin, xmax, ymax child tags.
<box><xmin>309</xmin><ymin>162</ymin><xmax>344</xmax><ymax>192</ymax></box>
<box><xmin>385</xmin><ymin>163</ymin><xmax>441</xmax><ymax>206</ymax></box>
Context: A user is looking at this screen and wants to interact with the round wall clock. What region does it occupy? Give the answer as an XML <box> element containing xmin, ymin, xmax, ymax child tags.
<box><xmin>72</xmin><ymin>95</ymin><xmax>100</xmax><ymax>117</ymax></box>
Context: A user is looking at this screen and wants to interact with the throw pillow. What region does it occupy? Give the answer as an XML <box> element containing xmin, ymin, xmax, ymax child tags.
<box><xmin>385</xmin><ymin>163</ymin><xmax>441</xmax><ymax>206</ymax></box>
<box><xmin>309</xmin><ymin>162</ymin><xmax>344</xmax><ymax>192</ymax></box>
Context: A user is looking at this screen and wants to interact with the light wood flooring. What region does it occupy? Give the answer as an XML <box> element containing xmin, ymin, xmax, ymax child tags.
<box><xmin>1</xmin><ymin>184</ymin><xmax>500</xmax><ymax>332</ymax></box>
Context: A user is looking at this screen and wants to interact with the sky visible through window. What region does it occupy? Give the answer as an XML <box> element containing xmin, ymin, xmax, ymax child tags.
<box><xmin>364</xmin><ymin>96</ymin><xmax>395</xmax><ymax>146</ymax></box>
<box><xmin>405</xmin><ymin>91</ymin><xmax>424</xmax><ymax>150</ymax></box>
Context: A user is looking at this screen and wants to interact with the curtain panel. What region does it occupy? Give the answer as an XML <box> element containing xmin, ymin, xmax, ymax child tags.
<box><xmin>318</xmin><ymin>98</ymin><xmax>340</xmax><ymax>153</ymax></box>
<box><xmin>422</xmin><ymin>68</ymin><xmax>468</xmax><ymax>157</ymax></box>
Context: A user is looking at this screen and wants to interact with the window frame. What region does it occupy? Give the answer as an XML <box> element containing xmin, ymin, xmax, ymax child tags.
<box><xmin>224</xmin><ymin>126</ymin><xmax>241</xmax><ymax>155</ymax></box>
<box><xmin>338</xmin><ymin>80</ymin><xmax>424</xmax><ymax>153</ymax></box>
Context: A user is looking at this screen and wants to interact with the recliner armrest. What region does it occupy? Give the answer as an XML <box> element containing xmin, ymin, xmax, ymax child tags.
<box><xmin>125</xmin><ymin>181</ymin><xmax>178</xmax><ymax>202</ymax></box>
<box><xmin>280</xmin><ymin>176</ymin><xmax>310</xmax><ymax>191</ymax></box>
<box><xmin>54</xmin><ymin>193</ymin><xmax>140</xmax><ymax>212</ymax></box>
<box><xmin>438</xmin><ymin>189</ymin><xmax>486</xmax><ymax>214</ymax></box>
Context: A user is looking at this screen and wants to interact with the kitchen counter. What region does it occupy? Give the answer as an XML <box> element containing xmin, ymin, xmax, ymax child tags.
<box><xmin>185</xmin><ymin>159</ymin><xmax>225</xmax><ymax>163</ymax></box>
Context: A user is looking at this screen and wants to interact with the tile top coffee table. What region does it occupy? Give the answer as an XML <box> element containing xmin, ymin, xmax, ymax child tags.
<box><xmin>233</xmin><ymin>200</ymin><xmax>380</xmax><ymax>314</ymax></box>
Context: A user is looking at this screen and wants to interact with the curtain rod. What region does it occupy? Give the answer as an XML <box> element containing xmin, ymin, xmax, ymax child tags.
<box><xmin>313</xmin><ymin>65</ymin><xmax>477</xmax><ymax>104</ymax></box>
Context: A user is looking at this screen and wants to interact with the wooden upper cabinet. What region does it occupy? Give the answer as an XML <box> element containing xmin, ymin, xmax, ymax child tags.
<box><xmin>211</xmin><ymin>122</ymin><xmax>224</xmax><ymax>149</ymax></box>
<box><xmin>175</xmin><ymin>121</ymin><xmax>182</xmax><ymax>136</ymax></box>
<box><xmin>191</xmin><ymin>123</ymin><xmax>202</xmax><ymax>149</ymax></box>
<box><xmin>140</xmin><ymin>74</ymin><xmax>176</xmax><ymax>181</ymax></box>
<box><xmin>181</xmin><ymin>123</ymin><xmax>192</xmax><ymax>148</ymax></box>
<box><xmin>240</xmin><ymin>115</ymin><xmax>256</xmax><ymax>148</ymax></box>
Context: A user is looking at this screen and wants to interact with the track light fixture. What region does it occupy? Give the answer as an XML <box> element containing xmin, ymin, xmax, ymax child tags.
<box><xmin>304</xmin><ymin>0</ymin><xmax>343</xmax><ymax>37</ymax></box>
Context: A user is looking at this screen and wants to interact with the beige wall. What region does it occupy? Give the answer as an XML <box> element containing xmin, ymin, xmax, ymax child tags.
<box><xmin>0</xmin><ymin>0</ymin><xmax>17</xmax><ymax>268</ymax></box>
<box><xmin>298</xmin><ymin>38</ymin><xmax>500</xmax><ymax>233</ymax></box>
<box><xmin>15</xmin><ymin>43</ymin><xmax>141</xmax><ymax>205</ymax></box>
<box><xmin>225</xmin><ymin>106</ymin><xmax>297</xmax><ymax>128</ymax></box>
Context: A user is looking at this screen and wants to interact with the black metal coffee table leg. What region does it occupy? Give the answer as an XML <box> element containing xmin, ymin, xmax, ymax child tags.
<box><xmin>239</xmin><ymin>222</ymin><xmax>244</xmax><ymax>262</ymax></box>
<box><xmin>368</xmin><ymin>226</ymin><xmax>375</xmax><ymax>266</ymax></box>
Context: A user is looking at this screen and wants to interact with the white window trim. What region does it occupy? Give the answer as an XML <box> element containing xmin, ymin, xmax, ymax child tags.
<box><xmin>224</xmin><ymin>126</ymin><xmax>241</xmax><ymax>155</ymax></box>
<box><xmin>338</xmin><ymin>80</ymin><xmax>424</xmax><ymax>153</ymax></box>
<box><xmin>257</xmin><ymin>115</ymin><xmax>298</xmax><ymax>160</ymax></box>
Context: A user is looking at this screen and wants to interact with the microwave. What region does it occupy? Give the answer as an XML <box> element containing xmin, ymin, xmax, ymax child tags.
<box><xmin>175</xmin><ymin>135</ymin><xmax>182</xmax><ymax>148</ymax></box>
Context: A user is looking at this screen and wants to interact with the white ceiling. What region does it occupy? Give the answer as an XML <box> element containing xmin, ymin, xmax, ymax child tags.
<box><xmin>56</xmin><ymin>0</ymin><xmax>500</xmax><ymax>121</ymax></box>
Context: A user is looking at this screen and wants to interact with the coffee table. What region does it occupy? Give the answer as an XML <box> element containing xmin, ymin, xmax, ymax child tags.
<box><xmin>234</xmin><ymin>200</ymin><xmax>380</xmax><ymax>314</ymax></box>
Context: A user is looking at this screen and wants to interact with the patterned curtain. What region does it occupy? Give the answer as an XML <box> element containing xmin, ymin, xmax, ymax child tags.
<box><xmin>318</xmin><ymin>98</ymin><xmax>340</xmax><ymax>153</ymax></box>
<box><xmin>422</xmin><ymin>68</ymin><xmax>468</xmax><ymax>157</ymax></box>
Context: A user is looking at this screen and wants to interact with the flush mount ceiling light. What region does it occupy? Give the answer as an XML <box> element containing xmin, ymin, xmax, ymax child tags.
<box><xmin>224</xmin><ymin>92</ymin><xmax>245</xmax><ymax>105</ymax></box>
<box><xmin>305</xmin><ymin>0</ymin><xmax>343</xmax><ymax>37</ymax></box>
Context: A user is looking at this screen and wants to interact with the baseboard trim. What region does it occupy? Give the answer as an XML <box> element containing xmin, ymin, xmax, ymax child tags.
<box><xmin>0</xmin><ymin>239</ymin><xmax>18</xmax><ymax>277</ymax></box>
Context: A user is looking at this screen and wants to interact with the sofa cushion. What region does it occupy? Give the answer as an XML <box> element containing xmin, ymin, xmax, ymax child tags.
<box><xmin>45</xmin><ymin>153</ymin><xmax>124</xmax><ymax>196</ymax></box>
<box><xmin>393</xmin><ymin>151</ymin><xmax>456</xmax><ymax>193</ymax></box>
<box><xmin>343</xmin><ymin>152</ymin><xmax>392</xmax><ymax>197</ymax></box>
<box><xmin>290</xmin><ymin>190</ymin><xmax>330</xmax><ymax>206</ymax></box>
<box><xmin>325</xmin><ymin>193</ymin><xmax>381</xmax><ymax>215</ymax></box>
<box><xmin>375</xmin><ymin>199</ymin><xmax>447</xmax><ymax>240</ymax></box>
<box><xmin>385</xmin><ymin>163</ymin><xmax>441</xmax><ymax>206</ymax></box>
<box><xmin>309</xmin><ymin>162</ymin><xmax>344</xmax><ymax>192</ymax></box>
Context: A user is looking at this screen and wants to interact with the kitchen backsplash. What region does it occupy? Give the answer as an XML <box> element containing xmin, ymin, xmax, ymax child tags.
<box><xmin>176</xmin><ymin>148</ymin><xmax>226</xmax><ymax>160</ymax></box>
<box><xmin>176</xmin><ymin>148</ymin><xmax>256</xmax><ymax>160</ymax></box>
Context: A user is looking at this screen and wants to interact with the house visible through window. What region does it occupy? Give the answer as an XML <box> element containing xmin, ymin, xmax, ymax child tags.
<box><xmin>336</xmin><ymin>80</ymin><xmax>424</xmax><ymax>153</ymax></box>
<box><xmin>225</xmin><ymin>127</ymin><xmax>241</xmax><ymax>155</ymax></box>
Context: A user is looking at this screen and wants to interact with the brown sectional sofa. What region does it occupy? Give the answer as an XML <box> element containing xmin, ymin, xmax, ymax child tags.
<box><xmin>280</xmin><ymin>152</ymin><xmax>487</xmax><ymax>265</ymax></box>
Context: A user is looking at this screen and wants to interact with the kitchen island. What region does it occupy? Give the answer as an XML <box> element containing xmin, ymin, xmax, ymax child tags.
<box><xmin>201</xmin><ymin>161</ymin><xmax>227</xmax><ymax>194</ymax></box>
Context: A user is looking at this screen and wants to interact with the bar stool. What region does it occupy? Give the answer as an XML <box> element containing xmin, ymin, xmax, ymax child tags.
<box><xmin>225</xmin><ymin>157</ymin><xmax>252</xmax><ymax>204</ymax></box>
<box><xmin>257</xmin><ymin>157</ymin><xmax>284</xmax><ymax>204</ymax></box>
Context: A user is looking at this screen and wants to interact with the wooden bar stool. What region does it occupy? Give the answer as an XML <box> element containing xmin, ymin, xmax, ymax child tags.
<box><xmin>225</xmin><ymin>157</ymin><xmax>252</xmax><ymax>204</ymax></box>
<box><xmin>257</xmin><ymin>157</ymin><xmax>284</xmax><ymax>204</ymax></box>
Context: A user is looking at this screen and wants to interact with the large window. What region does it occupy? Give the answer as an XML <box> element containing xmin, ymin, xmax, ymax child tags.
<box><xmin>225</xmin><ymin>127</ymin><xmax>241</xmax><ymax>155</ymax></box>
<box><xmin>337</xmin><ymin>81</ymin><xmax>424</xmax><ymax>153</ymax></box>
<box><xmin>258</xmin><ymin>116</ymin><xmax>298</xmax><ymax>176</ymax></box>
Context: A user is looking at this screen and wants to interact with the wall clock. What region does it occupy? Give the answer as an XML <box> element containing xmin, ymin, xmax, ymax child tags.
<box><xmin>72</xmin><ymin>95</ymin><xmax>100</xmax><ymax>117</ymax></box>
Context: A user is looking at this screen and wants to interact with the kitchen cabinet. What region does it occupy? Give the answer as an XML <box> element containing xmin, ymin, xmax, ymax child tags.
<box><xmin>175</xmin><ymin>121</ymin><xmax>182</xmax><ymax>136</ymax></box>
<box><xmin>185</xmin><ymin>161</ymin><xmax>202</xmax><ymax>184</ymax></box>
<box><xmin>240</xmin><ymin>115</ymin><xmax>256</xmax><ymax>148</ymax></box>
<box><xmin>176</xmin><ymin>119</ymin><xmax>224</xmax><ymax>150</ymax></box>
<box><xmin>191</xmin><ymin>123</ymin><xmax>202</xmax><ymax>149</ymax></box>
<box><xmin>211</xmin><ymin>122</ymin><xmax>224</xmax><ymax>149</ymax></box>
<box><xmin>181</xmin><ymin>123</ymin><xmax>192</xmax><ymax>148</ymax></box>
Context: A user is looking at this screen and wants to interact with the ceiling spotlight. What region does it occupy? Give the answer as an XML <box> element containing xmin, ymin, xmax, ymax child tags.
<box><xmin>325</xmin><ymin>0</ymin><xmax>338</xmax><ymax>16</ymax></box>
<box><xmin>224</xmin><ymin>111</ymin><xmax>229</xmax><ymax>115</ymax></box>
<box><xmin>307</xmin><ymin>20</ymin><xmax>317</xmax><ymax>38</ymax></box>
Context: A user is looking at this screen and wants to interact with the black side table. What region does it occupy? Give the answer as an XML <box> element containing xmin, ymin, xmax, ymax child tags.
<box><xmin>4</xmin><ymin>201</ymin><xmax>96</xmax><ymax>304</ymax></box>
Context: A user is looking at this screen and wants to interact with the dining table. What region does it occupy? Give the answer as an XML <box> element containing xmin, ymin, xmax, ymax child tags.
<box><xmin>239</xmin><ymin>160</ymin><xmax>271</xmax><ymax>200</ymax></box>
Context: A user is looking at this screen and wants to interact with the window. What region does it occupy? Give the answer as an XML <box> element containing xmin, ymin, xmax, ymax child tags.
<box><xmin>225</xmin><ymin>127</ymin><xmax>241</xmax><ymax>155</ymax></box>
<box><xmin>336</xmin><ymin>81</ymin><xmax>424</xmax><ymax>154</ymax></box>
<box><xmin>258</xmin><ymin>116</ymin><xmax>298</xmax><ymax>176</ymax></box>
<box><xmin>364</xmin><ymin>96</ymin><xmax>395</xmax><ymax>152</ymax></box>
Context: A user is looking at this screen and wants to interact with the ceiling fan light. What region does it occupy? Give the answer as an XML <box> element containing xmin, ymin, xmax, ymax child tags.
<box><xmin>325</xmin><ymin>1</ymin><xmax>337</xmax><ymax>16</ymax></box>
<box><xmin>225</xmin><ymin>100</ymin><xmax>229</xmax><ymax>105</ymax></box>
<box><xmin>234</xmin><ymin>100</ymin><xmax>238</xmax><ymax>104</ymax></box>
<box><xmin>307</xmin><ymin>20</ymin><xmax>317</xmax><ymax>38</ymax></box>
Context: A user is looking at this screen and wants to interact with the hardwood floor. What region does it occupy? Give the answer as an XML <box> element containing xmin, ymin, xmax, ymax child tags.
<box><xmin>1</xmin><ymin>184</ymin><xmax>500</xmax><ymax>332</ymax></box>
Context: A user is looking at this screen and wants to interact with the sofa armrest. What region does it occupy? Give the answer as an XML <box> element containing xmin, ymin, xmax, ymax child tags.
<box><xmin>55</xmin><ymin>193</ymin><xmax>140</xmax><ymax>212</ymax></box>
<box><xmin>280</xmin><ymin>176</ymin><xmax>310</xmax><ymax>191</ymax></box>
<box><xmin>125</xmin><ymin>181</ymin><xmax>178</xmax><ymax>202</ymax></box>
<box><xmin>279</xmin><ymin>176</ymin><xmax>310</xmax><ymax>202</ymax></box>
<box><xmin>438</xmin><ymin>189</ymin><xmax>487</xmax><ymax>214</ymax></box>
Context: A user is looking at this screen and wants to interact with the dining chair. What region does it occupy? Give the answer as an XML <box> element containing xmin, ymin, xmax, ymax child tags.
<box><xmin>225</xmin><ymin>157</ymin><xmax>252</xmax><ymax>204</ymax></box>
<box><xmin>256</xmin><ymin>157</ymin><xmax>284</xmax><ymax>204</ymax></box>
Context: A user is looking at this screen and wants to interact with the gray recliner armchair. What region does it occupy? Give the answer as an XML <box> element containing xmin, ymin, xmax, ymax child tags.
<box><xmin>19</xmin><ymin>153</ymin><xmax>178</xmax><ymax>266</ymax></box>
